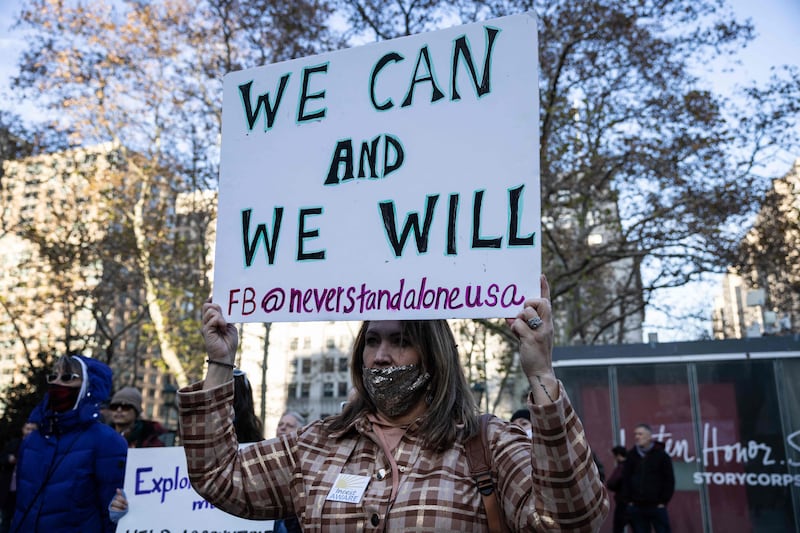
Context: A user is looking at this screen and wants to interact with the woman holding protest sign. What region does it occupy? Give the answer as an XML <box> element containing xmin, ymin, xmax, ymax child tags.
<box><xmin>178</xmin><ymin>275</ymin><xmax>608</xmax><ymax>531</ymax></box>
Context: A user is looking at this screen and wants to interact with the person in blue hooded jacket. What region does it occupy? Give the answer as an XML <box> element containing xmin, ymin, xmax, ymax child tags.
<box><xmin>10</xmin><ymin>354</ymin><xmax>128</xmax><ymax>533</ymax></box>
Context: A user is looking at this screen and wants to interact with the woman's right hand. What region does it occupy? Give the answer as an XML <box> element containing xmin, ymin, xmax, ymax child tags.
<box><xmin>108</xmin><ymin>488</ymin><xmax>129</xmax><ymax>523</ymax></box>
<box><xmin>201</xmin><ymin>300</ymin><xmax>239</xmax><ymax>390</ymax></box>
<box><xmin>110</xmin><ymin>488</ymin><xmax>128</xmax><ymax>512</ymax></box>
<box><xmin>202</xmin><ymin>300</ymin><xmax>239</xmax><ymax>364</ymax></box>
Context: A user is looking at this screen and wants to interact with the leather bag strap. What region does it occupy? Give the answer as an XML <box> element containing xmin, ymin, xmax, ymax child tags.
<box><xmin>465</xmin><ymin>413</ymin><xmax>510</xmax><ymax>533</ymax></box>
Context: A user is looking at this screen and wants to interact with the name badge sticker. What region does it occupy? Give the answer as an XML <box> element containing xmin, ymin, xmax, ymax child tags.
<box><xmin>325</xmin><ymin>473</ymin><xmax>371</xmax><ymax>504</ymax></box>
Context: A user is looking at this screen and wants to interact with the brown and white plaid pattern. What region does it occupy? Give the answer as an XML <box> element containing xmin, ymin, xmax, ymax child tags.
<box><xmin>179</xmin><ymin>381</ymin><xmax>608</xmax><ymax>532</ymax></box>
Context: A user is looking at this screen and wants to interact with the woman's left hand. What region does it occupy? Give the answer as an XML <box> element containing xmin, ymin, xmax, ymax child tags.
<box><xmin>506</xmin><ymin>274</ymin><xmax>557</xmax><ymax>402</ymax></box>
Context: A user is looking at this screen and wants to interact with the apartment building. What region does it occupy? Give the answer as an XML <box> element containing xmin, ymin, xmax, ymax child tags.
<box><xmin>0</xmin><ymin>144</ymin><xmax>178</xmax><ymax>423</ymax></box>
<box><xmin>713</xmin><ymin>159</ymin><xmax>800</xmax><ymax>339</ymax></box>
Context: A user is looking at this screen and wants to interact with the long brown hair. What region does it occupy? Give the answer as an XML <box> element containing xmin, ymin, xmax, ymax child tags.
<box><xmin>233</xmin><ymin>370</ymin><xmax>264</xmax><ymax>443</ymax></box>
<box><xmin>326</xmin><ymin>320</ymin><xmax>479</xmax><ymax>451</ymax></box>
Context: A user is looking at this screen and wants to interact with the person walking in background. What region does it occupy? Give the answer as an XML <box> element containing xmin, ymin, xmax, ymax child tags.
<box><xmin>11</xmin><ymin>354</ymin><xmax>127</xmax><ymax>533</ymax></box>
<box><xmin>0</xmin><ymin>422</ymin><xmax>36</xmax><ymax>533</ymax></box>
<box><xmin>606</xmin><ymin>445</ymin><xmax>630</xmax><ymax>533</ymax></box>
<box><xmin>622</xmin><ymin>424</ymin><xmax>675</xmax><ymax>533</ymax></box>
<box><xmin>110</xmin><ymin>386</ymin><xmax>166</xmax><ymax>448</ymax></box>
<box><xmin>178</xmin><ymin>276</ymin><xmax>608</xmax><ymax>531</ymax></box>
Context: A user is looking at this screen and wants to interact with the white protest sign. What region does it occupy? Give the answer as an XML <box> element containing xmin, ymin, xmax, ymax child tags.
<box><xmin>213</xmin><ymin>13</ymin><xmax>540</xmax><ymax>323</ymax></box>
<box><xmin>116</xmin><ymin>446</ymin><xmax>274</xmax><ymax>533</ymax></box>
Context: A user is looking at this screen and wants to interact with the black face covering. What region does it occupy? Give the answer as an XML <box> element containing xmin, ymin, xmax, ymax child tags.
<box><xmin>362</xmin><ymin>364</ymin><xmax>431</xmax><ymax>417</ymax></box>
<box><xmin>47</xmin><ymin>383</ymin><xmax>80</xmax><ymax>413</ymax></box>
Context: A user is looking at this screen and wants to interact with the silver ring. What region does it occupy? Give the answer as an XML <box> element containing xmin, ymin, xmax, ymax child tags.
<box><xmin>527</xmin><ymin>317</ymin><xmax>543</xmax><ymax>330</ymax></box>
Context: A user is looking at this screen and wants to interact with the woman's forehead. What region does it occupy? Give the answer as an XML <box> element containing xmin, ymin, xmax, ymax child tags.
<box><xmin>365</xmin><ymin>320</ymin><xmax>403</xmax><ymax>335</ymax></box>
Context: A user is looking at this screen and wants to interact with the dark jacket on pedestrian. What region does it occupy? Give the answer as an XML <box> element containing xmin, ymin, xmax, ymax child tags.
<box><xmin>11</xmin><ymin>356</ymin><xmax>128</xmax><ymax>533</ymax></box>
<box><xmin>621</xmin><ymin>441</ymin><xmax>675</xmax><ymax>506</ymax></box>
<box><xmin>606</xmin><ymin>461</ymin><xmax>627</xmax><ymax>504</ymax></box>
<box><xmin>124</xmin><ymin>419</ymin><xmax>166</xmax><ymax>448</ymax></box>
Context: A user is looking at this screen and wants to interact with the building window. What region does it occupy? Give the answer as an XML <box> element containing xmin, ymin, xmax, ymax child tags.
<box><xmin>323</xmin><ymin>357</ymin><xmax>334</xmax><ymax>373</ymax></box>
<box><xmin>287</xmin><ymin>383</ymin><xmax>297</xmax><ymax>399</ymax></box>
<box><xmin>300</xmin><ymin>383</ymin><xmax>310</xmax><ymax>399</ymax></box>
<box><xmin>338</xmin><ymin>357</ymin><xmax>349</xmax><ymax>373</ymax></box>
<box><xmin>338</xmin><ymin>382</ymin><xmax>349</xmax><ymax>397</ymax></box>
<box><xmin>326</xmin><ymin>337</ymin><xmax>336</xmax><ymax>349</ymax></box>
<box><xmin>323</xmin><ymin>382</ymin><xmax>334</xmax><ymax>398</ymax></box>
<box><xmin>301</xmin><ymin>358</ymin><xmax>311</xmax><ymax>374</ymax></box>
<box><xmin>290</xmin><ymin>337</ymin><xmax>298</xmax><ymax>350</ymax></box>
<box><xmin>303</xmin><ymin>337</ymin><xmax>311</xmax><ymax>349</ymax></box>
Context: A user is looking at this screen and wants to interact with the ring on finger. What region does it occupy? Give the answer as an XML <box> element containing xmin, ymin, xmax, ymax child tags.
<box><xmin>527</xmin><ymin>316</ymin><xmax>543</xmax><ymax>330</ymax></box>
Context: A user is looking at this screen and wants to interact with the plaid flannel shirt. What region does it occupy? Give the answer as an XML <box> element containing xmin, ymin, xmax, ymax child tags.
<box><xmin>178</xmin><ymin>380</ymin><xmax>608</xmax><ymax>532</ymax></box>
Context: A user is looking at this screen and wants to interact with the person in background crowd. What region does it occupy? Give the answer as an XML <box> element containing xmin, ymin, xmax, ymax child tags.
<box><xmin>276</xmin><ymin>411</ymin><xmax>306</xmax><ymax>438</ymax></box>
<box><xmin>0</xmin><ymin>422</ymin><xmax>36</xmax><ymax>533</ymax></box>
<box><xmin>11</xmin><ymin>355</ymin><xmax>127</xmax><ymax>533</ymax></box>
<box><xmin>233</xmin><ymin>368</ymin><xmax>264</xmax><ymax>443</ymax></box>
<box><xmin>622</xmin><ymin>424</ymin><xmax>675</xmax><ymax>533</ymax></box>
<box><xmin>594</xmin><ymin>452</ymin><xmax>606</xmax><ymax>483</ymax></box>
<box><xmin>274</xmin><ymin>410</ymin><xmax>306</xmax><ymax>533</ymax></box>
<box><xmin>510</xmin><ymin>407</ymin><xmax>532</xmax><ymax>437</ymax></box>
<box><xmin>178</xmin><ymin>276</ymin><xmax>608</xmax><ymax>531</ymax></box>
<box><xmin>107</xmin><ymin>367</ymin><xmax>269</xmax><ymax>523</ymax></box>
<box><xmin>607</xmin><ymin>445</ymin><xmax>631</xmax><ymax>533</ymax></box>
<box><xmin>110</xmin><ymin>386</ymin><xmax>166</xmax><ymax>448</ymax></box>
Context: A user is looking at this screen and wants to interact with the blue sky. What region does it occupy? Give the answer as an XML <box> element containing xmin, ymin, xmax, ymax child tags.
<box><xmin>1</xmin><ymin>0</ymin><xmax>798</xmax><ymax>341</ymax></box>
<box><xmin>2</xmin><ymin>0</ymin><xmax>798</xmax><ymax>106</ymax></box>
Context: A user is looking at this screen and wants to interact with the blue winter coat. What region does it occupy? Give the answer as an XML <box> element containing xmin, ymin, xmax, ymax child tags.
<box><xmin>11</xmin><ymin>356</ymin><xmax>128</xmax><ymax>533</ymax></box>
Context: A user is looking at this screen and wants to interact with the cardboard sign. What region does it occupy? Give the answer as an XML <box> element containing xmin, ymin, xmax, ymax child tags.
<box><xmin>213</xmin><ymin>13</ymin><xmax>540</xmax><ymax>322</ymax></box>
<box><xmin>116</xmin><ymin>446</ymin><xmax>274</xmax><ymax>532</ymax></box>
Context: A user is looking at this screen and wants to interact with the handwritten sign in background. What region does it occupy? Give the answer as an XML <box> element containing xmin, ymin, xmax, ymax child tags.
<box><xmin>213</xmin><ymin>13</ymin><xmax>540</xmax><ymax>323</ymax></box>
<box><xmin>116</xmin><ymin>447</ymin><xmax>274</xmax><ymax>532</ymax></box>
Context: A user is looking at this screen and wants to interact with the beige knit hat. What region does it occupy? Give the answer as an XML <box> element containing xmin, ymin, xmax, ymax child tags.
<box><xmin>110</xmin><ymin>386</ymin><xmax>142</xmax><ymax>415</ymax></box>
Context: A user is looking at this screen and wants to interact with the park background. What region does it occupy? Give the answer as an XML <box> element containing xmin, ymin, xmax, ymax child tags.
<box><xmin>1</xmin><ymin>1</ymin><xmax>799</xmax><ymax>531</ymax></box>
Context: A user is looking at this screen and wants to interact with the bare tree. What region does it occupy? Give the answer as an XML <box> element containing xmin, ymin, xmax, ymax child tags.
<box><xmin>334</xmin><ymin>0</ymin><xmax>800</xmax><ymax>344</ymax></box>
<box><xmin>8</xmin><ymin>0</ymin><xmax>338</xmax><ymax>384</ymax></box>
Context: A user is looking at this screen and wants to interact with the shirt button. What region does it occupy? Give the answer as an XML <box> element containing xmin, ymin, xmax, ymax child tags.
<box><xmin>371</xmin><ymin>513</ymin><xmax>380</xmax><ymax>526</ymax></box>
<box><xmin>376</xmin><ymin>468</ymin><xmax>387</xmax><ymax>480</ymax></box>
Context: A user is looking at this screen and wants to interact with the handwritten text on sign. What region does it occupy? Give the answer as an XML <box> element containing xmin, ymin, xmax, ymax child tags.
<box><xmin>116</xmin><ymin>447</ymin><xmax>274</xmax><ymax>532</ymax></box>
<box><xmin>213</xmin><ymin>13</ymin><xmax>541</xmax><ymax>322</ymax></box>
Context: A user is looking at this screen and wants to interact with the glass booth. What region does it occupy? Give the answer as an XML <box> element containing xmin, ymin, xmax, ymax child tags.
<box><xmin>552</xmin><ymin>336</ymin><xmax>800</xmax><ymax>533</ymax></box>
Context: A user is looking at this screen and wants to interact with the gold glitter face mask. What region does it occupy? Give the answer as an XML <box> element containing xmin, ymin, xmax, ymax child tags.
<box><xmin>362</xmin><ymin>364</ymin><xmax>431</xmax><ymax>417</ymax></box>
